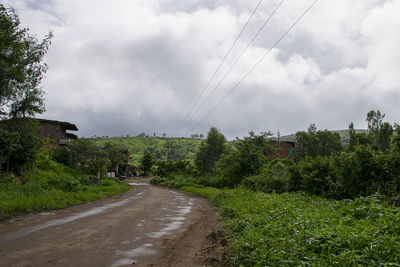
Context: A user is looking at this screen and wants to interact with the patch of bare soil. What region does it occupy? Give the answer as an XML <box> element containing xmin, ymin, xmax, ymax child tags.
<box><xmin>153</xmin><ymin>194</ymin><xmax>227</xmax><ymax>267</ymax></box>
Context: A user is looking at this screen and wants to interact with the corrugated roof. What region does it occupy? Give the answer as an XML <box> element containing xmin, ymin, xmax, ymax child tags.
<box><xmin>36</xmin><ymin>118</ymin><xmax>78</xmax><ymax>131</ymax></box>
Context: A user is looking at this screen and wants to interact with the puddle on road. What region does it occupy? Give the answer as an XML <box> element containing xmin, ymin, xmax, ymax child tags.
<box><xmin>111</xmin><ymin>190</ymin><xmax>196</xmax><ymax>266</ymax></box>
<box><xmin>110</xmin><ymin>245</ymin><xmax>156</xmax><ymax>267</ymax></box>
<box><xmin>39</xmin><ymin>212</ymin><xmax>55</xmax><ymax>216</ymax></box>
<box><xmin>0</xmin><ymin>191</ymin><xmax>147</xmax><ymax>245</ymax></box>
<box><xmin>128</xmin><ymin>182</ymin><xmax>150</xmax><ymax>186</ymax></box>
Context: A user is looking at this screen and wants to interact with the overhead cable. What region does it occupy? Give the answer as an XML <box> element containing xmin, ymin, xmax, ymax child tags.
<box><xmin>182</xmin><ymin>0</ymin><xmax>285</xmax><ymax>133</ymax></box>
<box><xmin>190</xmin><ymin>0</ymin><xmax>320</xmax><ymax>132</ymax></box>
<box><xmin>176</xmin><ymin>0</ymin><xmax>265</xmax><ymax>135</ymax></box>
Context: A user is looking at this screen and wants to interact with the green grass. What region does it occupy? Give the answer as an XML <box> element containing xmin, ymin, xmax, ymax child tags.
<box><xmin>0</xmin><ymin>155</ymin><xmax>130</xmax><ymax>221</ymax></box>
<box><xmin>178</xmin><ymin>186</ymin><xmax>400</xmax><ymax>266</ymax></box>
<box><xmin>90</xmin><ymin>136</ymin><xmax>203</xmax><ymax>165</ymax></box>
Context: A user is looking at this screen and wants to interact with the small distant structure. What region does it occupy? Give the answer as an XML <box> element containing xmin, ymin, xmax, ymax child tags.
<box><xmin>269</xmin><ymin>137</ymin><xmax>295</xmax><ymax>159</ymax></box>
<box><xmin>36</xmin><ymin>118</ymin><xmax>78</xmax><ymax>146</ymax></box>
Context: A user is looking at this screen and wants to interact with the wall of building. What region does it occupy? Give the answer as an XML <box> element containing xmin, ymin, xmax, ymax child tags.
<box><xmin>37</xmin><ymin>122</ymin><xmax>67</xmax><ymax>144</ymax></box>
<box><xmin>270</xmin><ymin>141</ymin><xmax>295</xmax><ymax>159</ymax></box>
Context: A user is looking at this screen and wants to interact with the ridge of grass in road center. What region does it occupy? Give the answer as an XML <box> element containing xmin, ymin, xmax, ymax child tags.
<box><xmin>0</xmin><ymin>154</ymin><xmax>130</xmax><ymax>221</ymax></box>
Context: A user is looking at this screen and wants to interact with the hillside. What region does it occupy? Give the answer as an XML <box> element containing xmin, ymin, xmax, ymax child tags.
<box><xmin>90</xmin><ymin>137</ymin><xmax>203</xmax><ymax>165</ymax></box>
<box><xmin>281</xmin><ymin>129</ymin><xmax>368</xmax><ymax>145</ymax></box>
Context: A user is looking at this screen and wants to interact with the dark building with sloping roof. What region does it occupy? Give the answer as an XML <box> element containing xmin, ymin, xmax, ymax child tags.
<box><xmin>36</xmin><ymin>119</ymin><xmax>78</xmax><ymax>146</ymax></box>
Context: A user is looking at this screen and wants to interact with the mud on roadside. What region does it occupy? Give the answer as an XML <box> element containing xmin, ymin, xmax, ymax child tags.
<box><xmin>150</xmin><ymin>189</ymin><xmax>227</xmax><ymax>267</ymax></box>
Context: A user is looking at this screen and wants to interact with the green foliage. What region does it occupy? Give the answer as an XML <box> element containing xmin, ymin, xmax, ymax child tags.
<box><xmin>242</xmin><ymin>159</ymin><xmax>292</xmax><ymax>193</ymax></box>
<box><xmin>153</xmin><ymin>159</ymin><xmax>196</xmax><ymax>177</ymax></box>
<box><xmin>295</xmin><ymin>124</ymin><xmax>342</xmax><ymax>160</ymax></box>
<box><xmin>66</xmin><ymin>138</ymin><xmax>98</xmax><ymax>172</ymax></box>
<box><xmin>348</xmin><ymin>122</ymin><xmax>372</xmax><ymax>151</ymax></box>
<box><xmin>0</xmin><ymin>154</ymin><xmax>130</xmax><ymax>221</ymax></box>
<box><xmin>0</xmin><ymin>118</ymin><xmax>40</xmax><ymax>174</ymax></box>
<box><xmin>180</xmin><ymin>186</ymin><xmax>400</xmax><ymax>266</ymax></box>
<box><xmin>216</xmin><ymin>131</ymin><xmax>272</xmax><ymax>186</ymax></box>
<box><xmin>50</xmin><ymin>146</ymin><xmax>72</xmax><ymax>166</ymax></box>
<box><xmin>365</xmin><ymin>110</ymin><xmax>394</xmax><ymax>152</ymax></box>
<box><xmin>140</xmin><ymin>150</ymin><xmax>153</xmax><ymax>176</ymax></box>
<box><xmin>91</xmin><ymin>136</ymin><xmax>203</xmax><ymax>165</ymax></box>
<box><xmin>151</xmin><ymin>173</ymin><xmax>199</xmax><ymax>188</ymax></box>
<box><xmin>59</xmin><ymin>140</ymin><xmax>127</xmax><ymax>177</ymax></box>
<box><xmin>393</xmin><ymin>124</ymin><xmax>400</xmax><ymax>154</ymax></box>
<box><xmin>103</xmin><ymin>142</ymin><xmax>126</xmax><ymax>169</ymax></box>
<box><xmin>195</xmin><ymin>127</ymin><xmax>226</xmax><ymax>174</ymax></box>
<box><xmin>0</xmin><ymin>4</ymin><xmax>52</xmax><ymax>118</ymax></box>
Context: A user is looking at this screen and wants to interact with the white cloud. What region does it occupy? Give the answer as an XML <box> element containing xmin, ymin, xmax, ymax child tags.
<box><xmin>3</xmin><ymin>0</ymin><xmax>400</xmax><ymax>138</ymax></box>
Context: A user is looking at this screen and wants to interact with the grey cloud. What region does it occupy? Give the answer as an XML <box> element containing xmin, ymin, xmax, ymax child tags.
<box><xmin>6</xmin><ymin>0</ymin><xmax>400</xmax><ymax>139</ymax></box>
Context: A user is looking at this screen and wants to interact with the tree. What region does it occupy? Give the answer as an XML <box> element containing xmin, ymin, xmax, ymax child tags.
<box><xmin>66</xmin><ymin>139</ymin><xmax>97</xmax><ymax>171</ymax></box>
<box><xmin>163</xmin><ymin>139</ymin><xmax>183</xmax><ymax>162</ymax></box>
<box><xmin>392</xmin><ymin>124</ymin><xmax>400</xmax><ymax>154</ymax></box>
<box><xmin>377</xmin><ymin>122</ymin><xmax>394</xmax><ymax>153</ymax></box>
<box><xmin>216</xmin><ymin>131</ymin><xmax>272</xmax><ymax>186</ymax></box>
<box><xmin>366</xmin><ymin>110</ymin><xmax>393</xmax><ymax>152</ymax></box>
<box><xmin>195</xmin><ymin>127</ymin><xmax>226</xmax><ymax>174</ymax></box>
<box><xmin>140</xmin><ymin>150</ymin><xmax>153</xmax><ymax>176</ymax></box>
<box><xmin>103</xmin><ymin>142</ymin><xmax>126</xmax><ymax>172</ymax></box>
<box><xmin>0</xmin><ymin>118</ymin><xmax>40</xmax><ymax>173</ymax></box>
<box><xmin>295</xmin><ymin>124</ymin><xmax>342</xmax><ymax>160</ymax></box>
<box><xmin>0</xmin><ymin>4</ymin><xmax>52</xmax><ymax>118</ymax></box>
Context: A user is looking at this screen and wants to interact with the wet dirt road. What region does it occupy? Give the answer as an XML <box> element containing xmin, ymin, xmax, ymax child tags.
<box><xmin>0</xmin><ymin>178</ymin><xmax>224</xmax><ymax>267</ymax></box>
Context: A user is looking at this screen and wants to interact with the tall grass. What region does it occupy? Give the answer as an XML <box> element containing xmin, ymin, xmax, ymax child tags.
<box><xmin>181</xmin><ymin>186</ymin><xmax>400</xmax><ymax>266</ymax></box>
<box><xmin>0</xmin><ymin>155</ymin><xmax>130</xmax><ymax>221</ymax></box>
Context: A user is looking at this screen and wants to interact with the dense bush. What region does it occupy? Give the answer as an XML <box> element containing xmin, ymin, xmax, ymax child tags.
<box><xmin>0</xmin><ymin>119</ymin><xmax>40</xmax><ymax>174</ymax></box>
<box><xmin>153</xmin><ymin>159</ymin><xmax>196</xmax><ymax>177</ymax></box>
<box><xmin>216</xmin><ymin>131</ymin><xmax>272</xmax><ymax>186</ymax></box>
<box><xmin>180</xmin><ymin>187</ymin><xmax>400</xmax><ymax>267</ymax></box>
<box><xmin>241</xmin><ymin>160</ymin><xmax>292</xmax><ymax>193</ymax></box>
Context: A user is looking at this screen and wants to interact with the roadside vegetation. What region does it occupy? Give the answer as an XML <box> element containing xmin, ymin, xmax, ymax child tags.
<box><xmin>0</xmin><ymin>153</ymin><xmax>130</xmax><ymax>221</ymax></box>
<box><xmin>151</xmin><ymin>111</ymin><xmax>400</xmax><ymax>266</ymax></box>
<box><xmin>91</xmin><ymin>136</ymin><xmax>203</xmax><ymax>165</ymax></box>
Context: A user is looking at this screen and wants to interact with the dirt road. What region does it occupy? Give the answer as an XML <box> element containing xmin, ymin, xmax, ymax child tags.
<box><xmin>0</xmin><ymin>178</ymin><xmax>225</xmax><ymax>266</ymax></box>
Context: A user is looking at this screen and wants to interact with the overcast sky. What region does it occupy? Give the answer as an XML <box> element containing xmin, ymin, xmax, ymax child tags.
<box><xmin>3</xmin><ymin>0</ymin><xmax>400</xmax><ymax>139</ymax></box>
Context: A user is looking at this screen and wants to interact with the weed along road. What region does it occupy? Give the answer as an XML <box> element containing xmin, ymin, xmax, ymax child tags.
<box><xmin>0</xmin><ymin>178</ymin><xmax>224</xmax><ymax>267</ymax></box>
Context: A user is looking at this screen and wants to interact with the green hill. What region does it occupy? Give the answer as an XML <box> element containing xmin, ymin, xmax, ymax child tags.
<box><xmin>89</xmin><ymin>137</ymin><xmax>203</xmax><ymax>165</ymax></box>
<box><xmin>281</xmin><ymin>129</ymin><xmax>369</xmax><ymax>145</ymax></box>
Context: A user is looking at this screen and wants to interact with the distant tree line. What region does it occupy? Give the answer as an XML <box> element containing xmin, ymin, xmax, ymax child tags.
<box><xmin>152</xmin><ymin>110</ymin><xmax>400</xmax><ymax>200</ymax></box>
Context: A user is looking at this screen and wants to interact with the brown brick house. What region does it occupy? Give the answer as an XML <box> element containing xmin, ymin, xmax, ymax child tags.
<box><xmin>36</xmin><ymin>118</ymin><xmax>78</xmax><ymax>146</ymax></box>
<box><xmin>269</xmin><ymin>139</ymin><xmax>295</xmax><ymax>159</ymax></box>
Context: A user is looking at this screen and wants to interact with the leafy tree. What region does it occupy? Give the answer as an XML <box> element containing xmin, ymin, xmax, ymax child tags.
<box><xmin>365</xmin><ymin>110</ymin><xmax>393</xmax><ymax>152</ymax></box>
<box><xmin>393</xmin><ymin>124</ymin><xmax>400</xmax><ymax>154</ymax></box>
<box><xmin>195</xmin><ymin>127</ymin><xmax>226</xmax><ymax>174</ymax></box>
<box><xmin>377</xmin><ymin>122</ymin><xmax>393</xmax><ymax>153</ymax></box>
<box><xmin>0</xmin><ymin>4</ymin><xmax>52</xmax><ymax>118</ymax></box>
<box><xmin>0</xmin><ymin>118</ymin><xmax>40</xmax><ymax>173</ymax></box>
<box><xmin>103</xmin><ymin>142</ymin><xmax>126</xmax><ymax>171</ymax></box>
<box><xmin>216</xmin><ymin>131</ymin><xmax>272</xmax><ymax>186</ymax></box>
<box><xmin>295</xmin><ymin>124</ymin><xmax>341</xmax><ymax>160</ymax></box>
<box><xmin>366</xmin><ymin>110</ymin><xmax>385</xmax><ymax>140</ymax></box>
<box><xmin>348</xmin><ymin>122</ymin><xmax>371</xmax><ymax>151</ymax></box>
<box><xmin>163</xmin><ymin>139</ymin><xmax>184</xmax><ymax>162</ymax></box>
<box><xmin>140</xmin><ymin>150</ymin><xmax>153</xmax><ymax>176</ymax></box>
<box><xmin>66</xmin><ymin>139</ymin><xmax>97</xmax><ymax>171</ymax></box>
<box><xmin>88</xmin><ymin>146</ymin><xmax>107</xmax><ymax>179</ymax></box>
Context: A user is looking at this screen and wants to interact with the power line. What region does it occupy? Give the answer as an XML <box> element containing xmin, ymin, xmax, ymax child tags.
<box><xmin>190</xmin><ymin>0</ymin><xmax>320</xmax><ymax>132</ymax></box>
<box><xmin>181</xmin><ymin>0</ymin><xmax>285</xmax><ymax>134</ymax></box>
<box><xmin>176</xmin><ymin>0</ymin><xmax>264</xmax><ymax>135</ymax></box>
